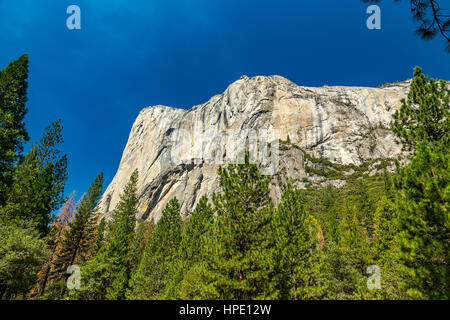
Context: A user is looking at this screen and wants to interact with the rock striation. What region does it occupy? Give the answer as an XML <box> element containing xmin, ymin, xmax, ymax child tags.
<box><xmin>99</xmin><ymin>75</ymin><xmax>410</xmax><ymax>222</ymax></box>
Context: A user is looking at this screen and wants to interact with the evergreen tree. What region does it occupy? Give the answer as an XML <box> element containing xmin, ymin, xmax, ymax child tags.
<box><xmin>177</xmin><ymin>263</ymin><xmax>211</xmax><ymax>300</ymax></box>
<box><xmin>69</xmin><ymin>253</ymin><xmax>111</xmax><ymax>300</ymax></box>
<box><xmin>272</xmin><ymin>184</ymin><xmax>324</xmax><ymax>299</ymax></box>
<box><xmin>319</xmin><ymin>180</ymin><xmax>378</xmax><ymax>299</ymax></box>
<box><xmin>392</xmin><ymin>68</ymin><xmax>449</xmax><ymax>299</ymax></box>
<box><xmin>165</xmin><ymin>195</ymin><xmax>214</xmax><ymax>299</ymax></box>
<box><xmin>197</xmin><ymin>153</ymin><xmax>275</xmax><ymax>299</ymax></box>
<box><xmin>392</xmin><ymin>67</ymin><xmax>449</xmax><ymax>151</ymax></box>
<box><xmin>0</xmin><ymin>146</ymin><xmax>54</xmax><ymax>234</ymax></box>
<box><xmin>354</xmin><ymin>179</ymin><xmax>376</xmax><ymax>237</ymax></box>
<box><xmin>31</xmin><ymin>193</ymin><xmax>77</xmax><ymax>298</ymax></box>
<box><xmin>0</xmin><ymin>54</ymin><xmax>29</xmax><ymax>203</ymax></box>
<box><xmin>394</xmin><ymin>142</ymin><xmax>449</xmax><ymax>299</ymax></box>
<box><xmin>51</xmin><ymin>173</ymin><xmax>103</xmax><ymax>297</ymax></box>
<box><xmin>86</xmin><ymin>169</ymin><xmax>139</xmax><ymax>300</ymax></box>
<box><xmin>0</xmin><ymin>219</ymin><xmax>48</xmax><ymax>300</ymax></box>
<box><xmin>322</xmin><ymin>242</ymin><xmax>362</xmax><ymax>300</ymax></box>
<box><xmin>0</xmin><ymin>120</ymin><xmax>68</xmax><ymax>235</ymax></box>
<box><xmin>382</xmin><ymin>168</ymin><xmax>394</xmax><ymax>197</ymax></box>
<box><xmin>128</xmin><ymin>218</ymin><xmax>154</xmax><ymax>272</ymax></box>
<box><xmin>127</xmin><ymin>198</ymin><xmax>182</xmax><ymax>299</ymax></box>
<box><xmin>105</xmin><ymin>170</ymin><xmax>138</xmax><ymax>261</ymax></box>
<box><xmin>343</xmin><ymin>203</ymin><xmax>373</xmax><ymax>275</ymax></box>
<box><xmin>95</xmin><ymin>217</ymin><xmax>106</xmax><ymax>252</ymax></box>
<box><xmin>373</xmin><ymin>196</ymin><xmax>396</xmax><ymax>258</ymax></box>
<box><xmin>34</xmin><ymin>119</ymin><xmax>68</xmax><ymax>211</ymax></box>
<box><xmin>370</xmin><ymin>196</ymin><xmax>406</xmax><ymax>299</ymax></box>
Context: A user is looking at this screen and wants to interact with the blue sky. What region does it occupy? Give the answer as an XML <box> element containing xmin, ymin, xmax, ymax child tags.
<box><xmin>1</xmin><ymin>0</ymin><xmax>449</xmax><ymax>199</ymax></box>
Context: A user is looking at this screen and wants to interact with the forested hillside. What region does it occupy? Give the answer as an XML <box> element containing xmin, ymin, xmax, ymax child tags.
<box><xmin>0</xmin><ymin>55</ymin><xmax>448</xmax><ymax>300</ymax></box>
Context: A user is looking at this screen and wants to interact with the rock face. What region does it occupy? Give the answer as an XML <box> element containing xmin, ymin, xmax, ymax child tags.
<box><xmin>99</xmin><ymin>75</ymin><xmax>410</xmax><ymax>222</ymax></box>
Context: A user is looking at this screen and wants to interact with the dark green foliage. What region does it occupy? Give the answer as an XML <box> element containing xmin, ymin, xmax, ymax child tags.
<box><xmin>78</xmin><ymin>169</ymin><xmax>139</xmax><ymax>300</ymax></box>
<box><xmin>0</xmin><ymin>55</ymin><xmax>67</xmax><ymax>235</ymax></box>
<box><xmin>272</xmin><ymin>184</ymin><xmax>324</xmax><ymax>299</ymax></box>
<box><xmin>0</xmin><ymin>147</ymin><xmax>54</xmax><ymax>234</ymax></box>
<box><xmin>392</xmin><ymin>67</ymin><xmax>449</xmax><ymax>150</ymax></box>
<box><xmin>96</xmin><ymin>217</ymin><xmax>106</xmax><ymax>252</ymax></box>
<box><xmin>195</xmin><ymin>152</ymin><xmax>275</xmax><ymax>299</ymax></box>
<box><xmin>354</xmin><ymin>178</ymin><xmax>377</xmax><ymax>237</ymax></box>
<box><xmin>105</xmin><ymin>170</ymin><xmax>139</xmax><ymax>263</ymax></box>
<box><xmin>128</xmin><ymin>219</ymin><xmax>154</xmax><ymax>272</ymax></box>
<box><xmin>0</xmin><ymin>120</ymin><xmax>68</xmax><ymax>235</ymax></box>
<box><xmin>35</xmin><ymin>119</ymin><xmax>68</xmax><ymax>211</ymax></box>
<box><xmin>51</xmin><ymin>173</ymin><xmax>103</xmax><ymax>297</ymax></box>
<box><xmin>373</xmin><ymin>196</ymin><xmax>397</xmax><ymax>257</ymax></box>
<box><xmin>179</xmin><ymin>196</ymin><xmax>214</xmax><ymax>266</ymax></box>
<box><xmin>390</xmin><ymin>68</ymin><xmax>449</xmax><ymax>299</ymax></box>
<box><xmin>371</xmin><ymin>196</ymin><xmax>407</xmax><ymax>299</ymax></box>
<box><xmin>69</xmin><ymin>253</ymin><xmax>111</xmax><ymax>300</ymax></box>
<box><xmin>0</xmin><ymin>219</ymin><xmax>48</xmax><ymax>299</ymax></box>
<box><xmin>165</xmin><ymin>195</ymin><xmax>214</xmax><ymax>299</ymax></box>
<box><xmin>30</xmin><ymin>193</ymin><xmax>77</xmax><ymax>298</ymax></box>
<box><xmin>0</xmin><ymin>54</ymin><xmax>29</xmax><ymax>203</ymax></box>
<box><xmin>296</xmin><ymin>141</ymin><xmax>394</xmax><ymax>183</ymax></box>
<box><xmin>322</xmin><ymin>243</ymin><xmax>362</xmax><ymax>300</ymax></box>
<box><xmin>394</xmin><ymin>142</ymin><xmax>449</xmax><ymax>299</ymax></box>
<box><xmin>300</xmin><ymin>173</ymin><xmax>395</xmax><ymax>299</ymax></box>
<box><xmin>127</xmin><ymin>198</ymin><xmax>183</xmax><ymax>299</ymax></box>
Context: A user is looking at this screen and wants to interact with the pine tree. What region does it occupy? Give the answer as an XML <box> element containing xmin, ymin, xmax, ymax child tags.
<box><xmin>322</xmin><ymin>242</ymin><xmax>361</xmax><ymax>300</ymax></box>
<box><xmin>354</xmin><ymin>179</ymin><xmax>376</xmax><ymax>237</ymax></box>
<box><xmin>373</xmin><ymin>196</ymin><xmax>396</xmax><ymax>258</ymax></box>
<box><xmin>0</xmin><ymin>120</ymin><xmax>68</xmax><ymax>235</ymax></box>
<box><xmin>0</xmin><ymin>219</ymin><xmax>48</xmax><ymax>300</ymax></box>
<box><xmin>127</xmin><ymin>198</ymin><xmax>182</xmax><ymax>299</ymax></box>
<box><xmin>0</xmin><ymin>54</ymin><xmax>29</xmax><ymax>204</ymax></box>
<box><xmin>95</xmin><ymin>217</ymin><xmax>106</xmax><ymax>252</ymax></box>
<box><xmin>165</xmin><ymin>195</ymin><xmax>214</xmax><ymax>299</ymax></box>
<box><xmin>382</xmin><ymin>168</ymin><xmax>394</xmax><ymax>197</ymax></box>
<box><xmin>344</xmin><ymin>203</ymin><xmax>373</xmax><ymax>275</ymax></box>
<box><xmin>0</xmin><ymin>146</ymin><xmax>54</xmax><ymax>234</ymax></box>
<box><xmin>105</xmin><ymin>170</ymin><xmax>138</xmax><ymax>260</ymax></box>
<box><xmin>128</xmin><ymin>218</ymin><xmax>154</xmax><ymax>272</ymax></box>
<box><xmin>51</xmin><ymin>173</ymin><xmax>103</xmax><ymax>297</ymax></box>
<box><xmin>394</xmin><ymin>142</ymin><xmax>449</xmax><ymax>299</ymax></box>
<box><xmin>392</xmin><ymin>67</ymin><xmax>449</xmax><ymax>151</ymax></box>
<box><xmin>320</xmin><ymin>192</ymin><xmax>371</xmax><ymax>299</ymax></box>
<box><xmin>97</xmin><ymin>169</ymin><xmax>139</xmax><ymax>300</ymax></box>
<box><xmin>272</xmin><ymin>184</ymin><xmax>324</xmax><ymax>299</ymax></box>
<box><xmin>197</xmin><ymin>152</ymin><xmax>275</xmax><ymax>299</ymax></box>
<box><xmin>392</xmin><ymin>68</ymin><xmax>449</xmax><ymax>299</ymax></box>
<box><xmin>30</xmin><ymin>192</ymin><xmax>77</xmax><ymax>298</ymax></box>
<box><xmin>370</xmin><ymin>195</ymin><xmax>406</xmax><ymax>299</ymax></box>
<box><xmin>34</xmin><ymin>119</ymin><xmax>68</xmax><ymax>211</ymax></box>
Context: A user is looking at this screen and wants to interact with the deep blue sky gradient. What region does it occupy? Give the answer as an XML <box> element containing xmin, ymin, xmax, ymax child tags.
<box><xmin>1</xmin><ymin>0</ymin><xmax>449</xmax><ymax>199</ymax></box>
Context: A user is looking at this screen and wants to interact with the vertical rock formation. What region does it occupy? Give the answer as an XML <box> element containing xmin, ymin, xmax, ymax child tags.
<box><xmin>99</xmin><ymin>75</ymin><xmax>409</xmax><ymax>222</ymax></box>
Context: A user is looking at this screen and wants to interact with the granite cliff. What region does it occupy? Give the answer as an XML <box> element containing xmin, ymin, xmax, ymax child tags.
<box><xmin>99</xmin><ymin>75</ymin><xmax>410</xmax><ymax>222</ymax></box>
